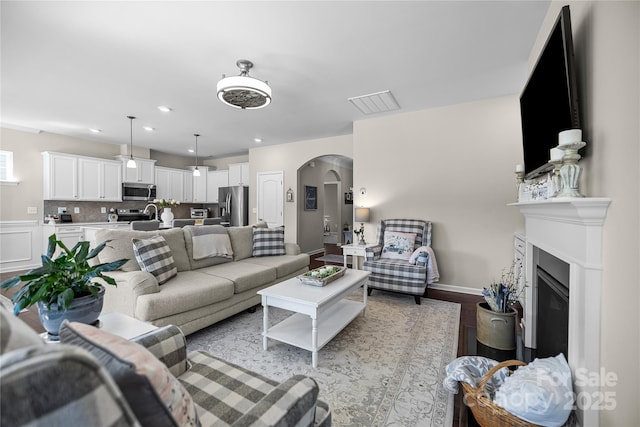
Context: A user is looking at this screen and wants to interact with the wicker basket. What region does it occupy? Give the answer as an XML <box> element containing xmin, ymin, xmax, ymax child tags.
<box><xmin>461</xmin><ymin>359</ymin><xmax>541</xmax><ymax>427</ymax></box>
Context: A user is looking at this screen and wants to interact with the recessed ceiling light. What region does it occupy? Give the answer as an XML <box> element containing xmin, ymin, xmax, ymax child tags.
<box><xmin>187</xmin><ymin>148</ymin><xmax>195</xmax><ymax>153</ymax></box>
<box><xmin>157</xmin><ymin>106</ymin><xmax>172</xmax><ymax>113</ymax></box>
<box><xmin>142</xmin><ymin>126</ymin><xmax>155</xmax><ymax>131</ymax></box>
<box><xmin>89</xmin><ymin>128</ymin><xmax>102</xmax><ymax>133</ymax></box>
<box><xmin>254</xmin><ymin>138</ymin><xmax>263</xmax><ymax>143</ymax></box>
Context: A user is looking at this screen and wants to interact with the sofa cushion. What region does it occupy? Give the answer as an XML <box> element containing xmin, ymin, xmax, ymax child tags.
<box><xmin>135</xmin><ymin>271</ymin><xmax>235</xmax><ymax>321</ymax></box>
<box><xmin>241</xmin><ymin>253</ymin><xmax>309</xmax><ymax>278</ymax></box>
<box><xmin>60</xmin><ymin>321</ymin><xmax>200</xmax><ymax>427</ymax></box>
<box><xmin>227</xmin><ymin>222</ymin><xmax>267</xmax><ymax>261</ymax></box>
<box><xmin>199</xmin><ymin>262</ymin><xmax>277</xmax><ymax>294</ymax></box>
<box><xmin>0</xmin><ymin>344</ymin><xmax>140</xmax><ymax>427</ymax></box>
<box><xmin>252</xmin><ymin>226</ymin><xmax>286</xmax><ymax>257</ymax></box>
<box><xmin>183</xmin><ymin>225</ymin><xmax>233</xmax><ymax>270</ymax></box>
<box><xmin>0</xmin><ymin>304</ymin><xmax>44</xmax><ymax>355</ymax></box>
<box><xmin>96</xmin><ymin>228</ymin><xmax>191</xmax><ymax>272</ymax></box>
<box><xmin>179</xmin><ymin>351</ymin><xmax>278</xmax><ymax>426</ymax></box>
<box><xmin>133</xmin><ymin>235</ymin><xmax>178</xmax><ymax>285</ymax></box>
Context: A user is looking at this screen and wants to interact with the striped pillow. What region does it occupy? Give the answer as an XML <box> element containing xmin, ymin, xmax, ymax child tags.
<box><xmin>132</xmin><ymin>235</ymin><xmax>177</xmax><ymax>284</ymax></box>
<box><xmin>252</xmin><ymin>226</ymin><xmax>286</xmax><ymax>257</ymax></box>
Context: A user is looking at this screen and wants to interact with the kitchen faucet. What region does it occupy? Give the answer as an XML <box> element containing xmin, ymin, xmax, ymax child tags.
<box><xmin>143</xmin><ymin>203</ymin><xmax>158</xmax><ymax>220</ymax></box>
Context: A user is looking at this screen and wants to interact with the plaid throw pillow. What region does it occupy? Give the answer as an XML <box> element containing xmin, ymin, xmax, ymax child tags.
<box><xmin>252</xmin><ymin>226</ymin><xmax>285</xmax><ymax>257</ymax></box>
<box><xmin>132</xmin><ymin>235</ymin><xmax>177</xmax><ymax>284</ymax></box>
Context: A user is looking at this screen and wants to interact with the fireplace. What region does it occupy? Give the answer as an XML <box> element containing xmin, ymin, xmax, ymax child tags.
<box><xmin>511</xmin><ymin>197</ymin><xmax>610</xmax><ymax>427</ymax></box>
<box><xmin>534</xmin><ymin>247</ymin><xmax>570</xmax><ymax>359</ymax></box>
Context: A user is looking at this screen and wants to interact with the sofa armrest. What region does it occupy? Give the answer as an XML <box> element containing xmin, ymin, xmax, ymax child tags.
<box><xmin>285</xmin><ymin>242</ymin><xmax>301</xmax><ymax>255</ymax></box>
<box><xmin>131</xmin><ymin>325</ymin><xmax>188</xmax><ymax>377</ymax></box>
<box><xmin>232</xmin><ymin>375</ymin><xmax>320</xmax><ymax>427</ymax></box>
<box><xmin>99</xmin><ymin>271</ymin><xmax>160</xmax><ymax>318</ymax></box>
<box><xmin>0</xmin><ymin>345</ymin><xmax>140</xmax><ymax>426</ymax></box>
<box><xmin>365</xmin><ymin>244</ymin><xmax>382</xmax><ymax>261</ymax></box>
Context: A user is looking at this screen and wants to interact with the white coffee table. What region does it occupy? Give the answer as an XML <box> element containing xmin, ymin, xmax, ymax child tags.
<box><xmin>258</xmin><ymin>269</ymin><xmax>370</xmax><ymax>368</ymax></box>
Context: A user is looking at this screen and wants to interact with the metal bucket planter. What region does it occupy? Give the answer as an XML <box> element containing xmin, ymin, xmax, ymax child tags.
<box><xmin>476</xmin><ymin>302</ymin><xmax>517</xmax><ymax>350</ymax></box>
<box><xmin>37</xmin><ymin>285</ymin><xmax>105</xmax><ymax>340</ymax></box>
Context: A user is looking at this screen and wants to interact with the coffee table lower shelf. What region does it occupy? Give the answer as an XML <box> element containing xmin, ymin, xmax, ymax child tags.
<box><xmin>264</xmin><ymin>299</ymin><xmax>364</xmax><ymax>352</ymax></box>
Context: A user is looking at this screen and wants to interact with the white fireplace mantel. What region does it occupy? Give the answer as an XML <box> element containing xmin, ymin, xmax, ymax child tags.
<box><xmin>510</xmin><ymin>197</ymin><xmax>611</xmax><ymax>427</ymax></box>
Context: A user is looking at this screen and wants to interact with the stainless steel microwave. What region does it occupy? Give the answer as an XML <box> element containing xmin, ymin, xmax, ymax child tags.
<box><xmin>122</xmin><ymin>183</ymin><xmax>156</xmax><ymax>201</ymax></box>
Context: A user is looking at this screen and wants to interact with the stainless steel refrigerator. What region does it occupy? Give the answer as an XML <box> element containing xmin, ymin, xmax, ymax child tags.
<box><xmin>218</xmin><ymin>186</ymin><xmax>249</xmax><ymax>226</ymax></box>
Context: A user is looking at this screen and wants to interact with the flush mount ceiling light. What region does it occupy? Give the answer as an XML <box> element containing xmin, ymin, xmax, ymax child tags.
<box><xmin>192</xmin><ymin>133</ymin><xmax>201</xmax><ymax>177</ymax></box>
<box><xmin>217</xmin><ymin>60</ymin><xmax>271</xmax><ymax>110</ymax></box>
<box><xmin>348</xmin><ymin>90</ymin><xmax>400</xmax><ymax>115</ymax></box>
<box><xmin>126</xmin><ymin>115</ymin><xmax>137</xmax><ymax>169</ymax></box>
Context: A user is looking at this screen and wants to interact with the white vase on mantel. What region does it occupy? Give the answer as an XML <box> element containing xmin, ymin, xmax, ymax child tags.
<box><xmin>161</xmin><ymin>208</ymin><xmax>174</xmax><ymax>227</ymax></box>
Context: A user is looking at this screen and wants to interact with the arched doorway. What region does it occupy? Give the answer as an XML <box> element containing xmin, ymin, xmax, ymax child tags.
<box><xmin>295</xmin><ymin>155</ymin><xmax>353</xmax><ymax>254</ymax></box>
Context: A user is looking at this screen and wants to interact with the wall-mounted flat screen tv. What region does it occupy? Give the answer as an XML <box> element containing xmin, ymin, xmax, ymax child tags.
<box><xmin>520</xmin><ymin>5</ymin><xmax>581</xmax><ymax>179</ymax></box>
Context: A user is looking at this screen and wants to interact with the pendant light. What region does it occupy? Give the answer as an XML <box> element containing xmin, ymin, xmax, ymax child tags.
<box><xmin>126</xmin><ymin>115</ymin><xmax>137</xmax><ymax>169</ymax></box>
<box><xmin>193</xmin><ymin>133</ymin><xmax>201</xmax><ymax>177</ymax></box>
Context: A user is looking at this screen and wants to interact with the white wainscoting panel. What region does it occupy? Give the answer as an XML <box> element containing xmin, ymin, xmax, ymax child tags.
<box><xmin>0</xmin><ymin>221</ymin><xmax>43</xmax><ymax>273</ymax></box>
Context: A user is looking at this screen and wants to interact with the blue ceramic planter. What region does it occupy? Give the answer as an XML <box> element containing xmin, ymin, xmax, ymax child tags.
<box><xmin>37</xmin><ymin>286</ymin><xmax>105</xmax><ymax>340</ymax></box>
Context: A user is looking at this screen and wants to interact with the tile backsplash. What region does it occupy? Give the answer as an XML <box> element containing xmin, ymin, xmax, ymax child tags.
<box><xmin>43</xmin><ymin>201</ymin><xmax>213</xmax><ymax>223</ymax></box>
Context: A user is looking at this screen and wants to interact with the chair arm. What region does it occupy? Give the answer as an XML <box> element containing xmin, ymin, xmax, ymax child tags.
<box><xmin>131</xmin><ymin>325</ymin><xmax>188</xmax><ymax>377</ymax></box>
<box><xmin>365</xmin><ymin>244</ymin><xmax>382</xmax><ymax>261</ymax></box>
<box><xmin>99</xmin><ymin>271</ymin><xmax>160</xmax><ymax>318</ymax></box>
<box><xmin>232</xmin><ymin>375</ymin><xmax>320</xmax><ymax>427</ymax></box>
<box><xmin>0</xmin><ymin>345</ymin><xmax>140</xmax><ymax>426</ymax></box>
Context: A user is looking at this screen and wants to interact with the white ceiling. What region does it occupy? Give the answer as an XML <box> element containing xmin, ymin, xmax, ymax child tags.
<box><xmin>1</xmin><ymin>1</ymin><xmax>549</xmax><ymax>159</ymax></box>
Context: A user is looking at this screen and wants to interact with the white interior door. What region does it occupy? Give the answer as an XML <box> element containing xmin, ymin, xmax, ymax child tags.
<box><xmin>257</xmin><ymin>171</ymin><xmax>283</xmax><ymax>227</ymax></box>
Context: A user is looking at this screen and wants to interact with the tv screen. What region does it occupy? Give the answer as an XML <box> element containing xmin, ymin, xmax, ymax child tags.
<box><xmin>520</xmin><ymin>5</ymin><xmax>581</xmax><ymax>179</ymax></box>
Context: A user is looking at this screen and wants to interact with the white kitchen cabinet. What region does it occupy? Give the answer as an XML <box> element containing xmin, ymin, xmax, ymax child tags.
<box><xmin>155</xmin><ymin>167</ymin><xmax>195</xmax><ymax>203</ymax></box>
<box><xmin>42</xmin><ymin>224</ymin><xmax>84</xmax><ymax>257</ymax></box>
<box><xmin>183</xmin><ymin>171</ymin><xmax>193</xmax><ymax>203</ymax></box>
<box><xmin>42</xmin><ymin>152</ymin><xmax>78</xmax><ymax>200</ymax></box>
<box><xmin>207</xmin><ymin>170</ymin><xmax>229</xmax><ymax>203</ymax></box>
<box><xmin>78</xmin><ymin>157</ymin><xmax>122</xmax><ymax>201</ymax></box>
<box><xmin>228</xmin><ymin>162</ymin><xmax>249</xmax><ymax>186</ymax></box>
<box><xmin>43</xmin><ymin>152</ymin><xmax>121</xmax><ymax>201</ymax></box>
<box><xmin>192</xmin><ymin>166</ymin><xmax>209</xmax><ymax>203</ymax></box>
<box><xmin>117</xmin><ymin>156</ymin><xmax>156</xmax><ymax>184</ymax></box>
<box><xmin>156</xmin><ymin>167</ymin><xmax>183</xmax><ymax>202</ymax></box>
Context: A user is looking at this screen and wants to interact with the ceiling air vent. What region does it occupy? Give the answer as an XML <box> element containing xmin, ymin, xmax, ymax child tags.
<box><xmin>348</xmin><ymin>90</ymin><xmax>400</xmax><ymax>115</ymax></box>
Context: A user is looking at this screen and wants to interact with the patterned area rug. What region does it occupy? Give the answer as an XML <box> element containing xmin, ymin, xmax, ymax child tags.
<box><xmin>187</xmin><ymin>291</ymin><xmax>460</xmax><ymax>427</ymax></box>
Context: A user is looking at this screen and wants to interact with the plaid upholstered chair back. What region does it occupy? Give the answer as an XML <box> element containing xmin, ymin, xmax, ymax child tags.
<box><xmin>375</xmin><ymin>219</ymin><xmax>432</xmax><ymax>250</ymax></box>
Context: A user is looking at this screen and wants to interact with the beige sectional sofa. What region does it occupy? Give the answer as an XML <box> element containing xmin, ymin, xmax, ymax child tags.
<box><xmin>93</xmin><ymin>224</ymin><xmax>309</xmax><ymax>335</ymax></box>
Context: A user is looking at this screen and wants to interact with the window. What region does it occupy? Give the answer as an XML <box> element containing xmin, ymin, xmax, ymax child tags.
<box><xmin>0</xmin><ymin>151</ymin><xmax>16</xmax><ymax>182</ymax></box>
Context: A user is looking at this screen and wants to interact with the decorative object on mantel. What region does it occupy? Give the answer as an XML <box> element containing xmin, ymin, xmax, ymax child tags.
<box><xmin>477</xmin><ymin>261</ymin><xmax>522</xmax><ymax>350</ymax></box>
<box><xmin>0</xmin><ymin>234</ymin><xmax>127</xmax><ymax>340</ymax></box>
<box><xmin>557</xmin><ymin>129</ymin><xmax>586</xmax><ymax>197</ymax></box>
<box><xmin>354</xmin><ymin>207</ymin><xmax>371</xmax><ymax>245</ymax></box>
<box><xmin>126</xmin><ymin>115</ymin><xmax>137</xmax><ymax>169</ymax></box>
<box><xmin>514</xmin><ymin>164</ymin><xmax>525</xmax><ymax>200</ymax></box>
<box><xmin>517</xmin><ymin>175</ymin><xmax>553</xmax><ymax>202</ymax></box>
<box><xmin>217</xmin><ymin>59</ymin><xmax>272</xmax><ymax>110</ymax></box>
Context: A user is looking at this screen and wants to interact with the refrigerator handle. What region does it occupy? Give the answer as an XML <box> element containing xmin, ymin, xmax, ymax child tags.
<box><xmin>226</xmin><ymin>192</ymin><xmax>231</xmax><ymax>215</ymax></box>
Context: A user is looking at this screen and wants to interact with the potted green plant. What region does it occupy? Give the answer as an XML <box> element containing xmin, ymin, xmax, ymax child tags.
<box><xmin>0</xmin><ymin>234</ymin><xmax>127</xmax><ymax>339</ymax></box>
<box><xmin>476</xmin><ymin>261</ymin><xmax>523</xmax><ymax>350</ymax></box>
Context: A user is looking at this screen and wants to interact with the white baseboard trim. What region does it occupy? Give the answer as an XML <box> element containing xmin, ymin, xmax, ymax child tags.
<box><xmin>429</xmin><ymin>283</ymin><xmax>483</xmax><ymax>296</ymax></box>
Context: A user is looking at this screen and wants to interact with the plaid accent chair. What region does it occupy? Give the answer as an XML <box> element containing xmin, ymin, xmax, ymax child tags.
<box><xmin>363</xmin><ymin>219</ymin><xmax>433</xmax><ymax>304</ymax></box>
<box><xmin>0</xmin><ymin>303</ymin><xmax>331</xmax><ymax>427</ymax></box>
